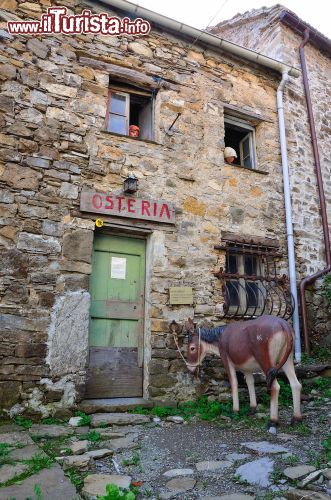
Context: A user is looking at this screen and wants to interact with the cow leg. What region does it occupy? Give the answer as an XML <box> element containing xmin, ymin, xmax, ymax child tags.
<box><xmin>221</xmin><ymin>355</ymin><xmax>239</xmax><ymax>413</ymax></box>
<box><xmin>282</xmin><ymin>355</ymin><xmax>302</xmax><ymax>422</ymax></box>
<box><xmin>244</xmin><ymin>373</ymin><xmax>257</xmax><ymax>413</ymax></box>
<box><xmin>269</xmin><ymin>378</ymin><xmax>280</xmax><ymax>425</ymax></box>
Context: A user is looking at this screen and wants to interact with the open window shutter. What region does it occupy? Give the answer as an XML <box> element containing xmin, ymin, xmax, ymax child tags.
<box><xmin>239</xmin><ymin>133</ymin><xmax>253</xmax><ymax>168</ymax></box>
<box><xmin>138</xmin><ymin>98</ymin><xmax>152</xmax><ymax>141</ymax></box>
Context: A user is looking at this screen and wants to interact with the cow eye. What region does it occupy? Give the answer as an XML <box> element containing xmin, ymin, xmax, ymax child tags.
<box><xmin>190</xmin><ymin>346</ymin><xmax>196</xmax><ymax>352</ymax></box>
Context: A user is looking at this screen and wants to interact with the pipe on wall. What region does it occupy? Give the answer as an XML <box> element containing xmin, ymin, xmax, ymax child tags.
<box><xmin>277</xmin><ymin>71</ymin><xmax>301</xmax><ymax>362</ymax></box>
<box><xmin>298</xmin><ymin>29</ymin><xmax>331</xmax><ymax>353</ymax></box>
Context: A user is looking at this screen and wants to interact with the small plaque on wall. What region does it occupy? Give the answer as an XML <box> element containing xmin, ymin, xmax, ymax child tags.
<box><xmin>169</xmin><ymin>287</ymin><xmax>193</xmax><ymax>305</ymax></box>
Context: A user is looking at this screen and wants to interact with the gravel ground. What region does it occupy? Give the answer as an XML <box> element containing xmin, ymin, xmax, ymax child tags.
<box><xmin>94</xmin><ymin>397</ymin><xmax>331</xmax><ymax>499</ymax></box>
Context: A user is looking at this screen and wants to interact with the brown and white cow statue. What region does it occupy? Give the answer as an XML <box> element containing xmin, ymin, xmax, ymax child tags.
<box><xmin>184</xmin><ymin>315</ymin><xmax>302</xmax><ymax>427</ymax></box>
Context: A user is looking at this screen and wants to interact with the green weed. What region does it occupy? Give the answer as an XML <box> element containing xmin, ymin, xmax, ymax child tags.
<box><xmin>233</xmin><ymin>474</ymin><xmax>250</xmax><ymax>486</ymax></box>
<box><xmin>122</xmin><ymin>451</ymin><xmax>140</xmax><ymax>467</ymax></box>
<box><xmin>301</xmin><ymin>345</ymin><xmax>331</xmax><ymax>364</ymax></box>
<box><xmin>66</xmin><ymin>468</ymin><xmax>88</xmax><ymax>490</ymax></box>
<box><xmin>293</xmin><ymin>423</ymin><xmax>310</xmax><ymax>436</ymax></box>
<box><xmin>97</xmin><ymin>483</ymin><xmax>135</xmax><ymax>499</ymax></box>
<box><xmin>40</xmin><ymin>417</ymin><xmax>64</xmax><ymax>425</ymax></box>
<box><xmin>307</xmin><ymin>450</ymin><xmax>323</xmax><ymax>468</ymax></box>
<box><xmin>135</xmin><ymin>397</ymin><xmax>250</xmax><ymax>423</ymax></box>
<box><xmin>23</xmin><ymin>453</ymin><xmax>55</xmax><ymax>474</ymax></box>
<box><xmin>0</xmin><ymin>443</ymin><xmax>12</xmax><ymax>459</ymax></box>
<box><xmin>322</xmin><ymin>274</ymin><xmax>331</xmax><ymax>306</ymax></box>
<box><xmin>41</xmin><ymin>435</ymin><xmax>71</xmax><ymax>459</ymax></box>
<box><xmin>319</xmin><ymin>414</ymin><xmax>328</xmax><ymax>424</ymax></box>
<box><xmin>15</xmin><ymin>416</ymin><xmax>33</xmax><ymax>429</ymax></box>
<box><xmin>80</xmin><ymin>430</ymin><xmax>102</xmax><ymax>443</ymax></box>
<box><xmin>322</xmin><ymin>433</ymin><xmax>331</xmax><ymax>461</ymax></box>
<box><xmin>74</xmin><ymin>411</ymin><xmax>92</xmax><ymax>426</ymax></box>
<box><xmin>284</xmin><ymin>454</ymin><xmax>300</xmax><ymax>466</ymax></box>
<box><xmin>34</xmin><ymin>484</ymin><xmax>43</xmax><ymax>500</ymax></box>
<box><xmin>0</xmin><ymin>443</ymin><xmax>16</xmax><ymax>466</ymax></box>
<box><xmin>271</xmin><ymin>469</ymin><xmax>283</xmax><ymax>482</ymax></box>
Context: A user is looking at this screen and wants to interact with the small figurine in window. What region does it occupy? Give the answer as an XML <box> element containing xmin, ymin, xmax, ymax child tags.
<box><xmin>224</xmin><ymin>147</ymin><xmax>238</xmax><ymax>164</ymax></box>
<box><xmin>129</xmin><ymin>125</ymin><xmax>140</xmax><ymax>138</ymax></box>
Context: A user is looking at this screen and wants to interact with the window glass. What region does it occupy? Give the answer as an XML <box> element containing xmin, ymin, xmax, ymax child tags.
<box><xmin>242</xmin><ymin>137</ymin><xmax>252</xmax><ymax>167</ymax></box>
<box><xmin>246</xmin><ymin>281</ymin><xmax>259</xmax><ymax>307</ymax></box>
<box><xmin>108</xmin><ymin>114</ymin><xmax>127</xmax><ymax>135</ymax></box>
<box><xmin>110</xmin><ymin>94</ymin><xmax>126</xmax><ymax>115</ymax></box>
<box><xmin>226</xmin><ymin>280</ymin><xmax>240</xmax><ymax>306</ymax></box>
<box><xmin>226</xmin><ymin>254</ymin><xmax>238</xmax><ymax>273</ymax></box>
<box><xmin>244</xmin><ymin>255</ymin><xmax>257</xmax><ymax>275</ymax></box>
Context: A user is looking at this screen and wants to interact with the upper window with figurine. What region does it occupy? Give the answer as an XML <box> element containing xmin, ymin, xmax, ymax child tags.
<box><xmin>105</xmin><ymin>82</ymin><xmax>154</xmax><ymax>141</ymax></box>
<box><xmin>224</xmin><ymin>115</ymin><xmax>257</xmax><ymax>169</ymax></box>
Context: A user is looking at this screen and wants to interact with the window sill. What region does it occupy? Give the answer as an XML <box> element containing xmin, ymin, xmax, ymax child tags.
<box><xmin>225</xmin><ymin>164</ymin><xmax>268</xmax><ymax>175</ymax></box>
<box><xmin>102</xmin><ymin>130</ymin><xmax>162</xmax><ymax>146</ymax></box>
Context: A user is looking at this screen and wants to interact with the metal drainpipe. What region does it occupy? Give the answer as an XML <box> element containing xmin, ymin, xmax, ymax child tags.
<box><xmin>277</xmin><ymin>71</ymin><xmax>301</xmax><ymax>362</ymax></box>
<box><xmin>298</xmin><ymin>28</ymin><xmax>331</xmax><ymax>354</ymax></box>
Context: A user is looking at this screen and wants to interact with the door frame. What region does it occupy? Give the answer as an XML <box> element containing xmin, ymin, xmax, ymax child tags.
<box><xmin>89</xmin><ymin>225</ymin><xmax>152</xmax><ymax>400</ymax></box>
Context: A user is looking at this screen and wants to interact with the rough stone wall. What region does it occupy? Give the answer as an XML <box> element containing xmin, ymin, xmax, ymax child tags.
<box><xmin>211</xmin><ymin>6</ymin><xmax>331</xmax><ymax>342</ymax></box>
<box><xmin>1</xmin><ymin>0</ymin><xmax>290</xmax><ymax>414</ymax></box>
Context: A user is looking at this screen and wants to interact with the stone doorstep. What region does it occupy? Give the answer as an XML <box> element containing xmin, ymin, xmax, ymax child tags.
<box><xmin>90</xmin><ymin>412</ymin><xmax>150</xmax><ymax>427</ymax></box>
<box><xmin>78</xmin><ymin>397</ymin><xmax>153</xmax><ymax>414</ymax></box>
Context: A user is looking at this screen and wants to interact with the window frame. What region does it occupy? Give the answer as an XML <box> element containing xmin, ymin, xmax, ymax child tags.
<box><xmin>105</xmin><ymin>85</ymin><xmax>155</xmax><ymax>141</ymax></box>
<box><xmin>224</xmin><ymin>115</ymin><xmax>257</xmax><ymax>170</ymax></box>
<box><xmin>107</xmin><ymin>90</ymin><xmax>130</xmax><ymax>136</ymax></box>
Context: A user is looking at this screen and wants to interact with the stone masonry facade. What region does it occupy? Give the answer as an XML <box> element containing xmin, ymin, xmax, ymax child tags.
<box><xmin>0</xmin><ymin>0</ymin><xmax>326</xmax><ymax>416</ymax></box>
<box><xmin>210</xmin><ymin>5</ymin><xmax>331</xmax><ymax>343</ymax></box>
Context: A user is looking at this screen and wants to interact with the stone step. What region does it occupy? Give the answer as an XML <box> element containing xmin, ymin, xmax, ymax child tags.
<box><xmin>78</xmin><ymin>397</ymin><xmax>153</xmax><ymax>414</ymax></box>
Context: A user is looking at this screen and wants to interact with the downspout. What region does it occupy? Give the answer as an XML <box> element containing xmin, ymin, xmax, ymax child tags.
<box><xmin>298</xmin><ymin>29</ymin><xmax>331</xmax><ymax>354</ymax></box>
<box><xmin>277</xmin><ymin>71</ymin><xmax>301</xmax><ymax>362</ymax></box>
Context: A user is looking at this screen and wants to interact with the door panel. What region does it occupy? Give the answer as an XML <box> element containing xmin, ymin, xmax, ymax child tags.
<box><xmin>89</xmin><ymin>319</ymin><xmax>138</xmax><ymax>347</ymax></box>
<box><xmin>86</xmin><ymin>234</ymin><xmax>146</xmax><ymax>398</ymax></box>
<box><xmin>87</xmin><ymin>347</ymin><xmax>142</xmax><ymax>398</ymax></box>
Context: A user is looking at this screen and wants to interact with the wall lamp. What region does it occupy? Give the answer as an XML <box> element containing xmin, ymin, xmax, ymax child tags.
<box><xmin>123</xmin><ymin>173</ymin><xmax>138</xmax><ymax>194</ymax></box>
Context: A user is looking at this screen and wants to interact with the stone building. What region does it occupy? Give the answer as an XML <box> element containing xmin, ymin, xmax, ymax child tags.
<box><xmin>0</xmin><ymin>0</ymin><xmax>327</xmax><ymax>416</ymax></box>
<box><xmin>210</xmin><ymin>5</ymin><xmax>331</xmax><ymax>344</ymax></box>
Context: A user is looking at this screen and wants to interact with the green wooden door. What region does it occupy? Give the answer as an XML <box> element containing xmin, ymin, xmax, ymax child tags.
<box><xmin>86</xmin><ymin>234</ymin><xmax>146</xmax><ymax>398</ymax></box>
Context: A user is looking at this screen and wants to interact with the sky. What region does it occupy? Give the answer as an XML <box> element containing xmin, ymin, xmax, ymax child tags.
<box><xmin>134</xmin><ymin>0</ymin><xmax>331</xmax><ymax>39</ymax></box>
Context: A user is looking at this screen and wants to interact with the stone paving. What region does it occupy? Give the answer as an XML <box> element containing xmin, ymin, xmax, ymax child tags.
<box><xmin>0</xmin><ymin>404</ymin><xmax>330</xmax><ymax>500</ymax></box>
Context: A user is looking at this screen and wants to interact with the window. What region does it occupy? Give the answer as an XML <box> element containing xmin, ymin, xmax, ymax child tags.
<box><xmin>225</xmin><ymin>252</ymin><xmax>262</xmax><ymax>313</ymax></box>
<box><xmin>224</xmin><ymin>115</ymin><xmax>256</xmax><ymax>169</ymax></box>
<box><xmin>106</xmin><ymin>84</ymin><xmax>154</xmax><ymax>141</ymax></box>
<box><xmin>214</xmin><ymin>236</ymin><xmax>294</xmax><ymax>320</ymax></box>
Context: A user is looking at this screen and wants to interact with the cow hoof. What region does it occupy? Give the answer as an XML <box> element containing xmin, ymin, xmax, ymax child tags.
<box><xmin>249</xmin><ymin>407</ymin><xmax>257</xmax><ymax>416</ymax></box>
<box><xmin>267</xmin><ymin>419</ymin><xmax>279</xmax><ymax>428</ymax></box>
<box><xmin>291</xmin><ymin>416</ymin><xmax>303</xmax><ymax>425</ymax></box>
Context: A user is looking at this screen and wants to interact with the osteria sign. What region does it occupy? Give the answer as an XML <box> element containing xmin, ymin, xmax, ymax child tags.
<box><xmin>80</xmin><ymin>190</ymin><xmax>176</xmax><ymax>224</ymax></box>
